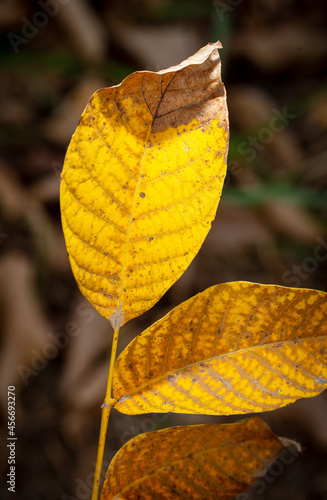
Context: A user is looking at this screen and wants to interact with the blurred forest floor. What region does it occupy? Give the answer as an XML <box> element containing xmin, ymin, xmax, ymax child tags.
<box><xmin>0</xmin><ymin>0</ymin><xmax>327</xmax><ymax>499</ymax></box>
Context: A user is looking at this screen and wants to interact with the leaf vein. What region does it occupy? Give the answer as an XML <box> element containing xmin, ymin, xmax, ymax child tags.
<box><xmin>62</xmin><ymin>177</ymin><xmax>128</xmax><ymax>235</ymax></box>
<box><xmin>141</xmin><ymin>150</ymin><xmax>212</xmax><ymax>188</ymax></box>
<box><xmin>62</xmin><ymin>211</ymin><xmax>122</xmax><ymax>266</ymax></box>
<box><xmin>248</xmin><ymin>350</ymin><xmax>319</xmax><ymax>393</ymax></box>
<box><xmin>89</xmin><ymin>98</ymin><xmax>138</xmax><ymax>180</ymax></box>
<box><xmin>69</xmin><ymin>251</ymin><xmax>120</xmax><ymax>279</ymax></box>
<box><xmin>225</xmin><ymin>357</ymin><xmax>289</xmax><ymax>401</ymax></box>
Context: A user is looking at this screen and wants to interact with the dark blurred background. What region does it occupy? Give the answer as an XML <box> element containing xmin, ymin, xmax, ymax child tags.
<box><xmin>0</xmin><ymin>0</ymin><xmax>327</xmax><ymax>499</ymax></box>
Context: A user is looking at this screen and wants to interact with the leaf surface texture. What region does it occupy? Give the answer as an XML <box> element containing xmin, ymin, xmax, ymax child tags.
<box><xmin>113</xmin><ymin>281</ymin><xmax>327</xmax><ymax>414</ymax></box>
<box><xmin>101</xmin><ymin>417</ymin><xmax>288</xmax><ymax>500</ymax></box>
<box><xmin>60</xmin><ymin>42</ymin><xmax>229</xmax><ymax>328</ymax></box>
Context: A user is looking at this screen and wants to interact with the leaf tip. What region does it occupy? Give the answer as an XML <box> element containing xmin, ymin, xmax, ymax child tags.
<box><xmin>278</xmin><ymin>436</ymin><xmax>302</xmax><ymax>455</ymax></box>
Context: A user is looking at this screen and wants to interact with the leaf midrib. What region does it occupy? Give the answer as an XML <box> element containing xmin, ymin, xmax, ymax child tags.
<box><xmin>113</xmin><ymin>72</ymin><xmax>177</xmax><ymax>329</ymax></box>
<box><xmin>115</xmin><ymin>334</ymin><xmax>327</xmax><ymax>401</ymax></box>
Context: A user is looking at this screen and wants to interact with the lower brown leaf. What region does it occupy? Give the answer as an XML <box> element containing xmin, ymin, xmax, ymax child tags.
<box><xmin>101</xmin><ymin>416</ymin><xmax>295</xmax><ymax>500</ymax></box>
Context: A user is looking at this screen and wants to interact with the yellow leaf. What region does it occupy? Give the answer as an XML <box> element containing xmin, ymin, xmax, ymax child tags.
<box><xmin>60</xmin><ymin>42</ymin><xmax>229</xmax><ymax>328</ymax></box>
<box><xmin>113</xmin><ymin>281</ymin><xmax>327</xmax><ymax>415</ymax></box>
<box><xmin>100</xmin><ymin>417</ymin><xmax>293</xmax><ymax>500</ymax></box>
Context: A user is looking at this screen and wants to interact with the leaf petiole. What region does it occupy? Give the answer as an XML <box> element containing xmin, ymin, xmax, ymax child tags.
<box><xmin>91</xmin><ymin>327</ymin><xmax>120</xmax><ymax>500</ymax></box>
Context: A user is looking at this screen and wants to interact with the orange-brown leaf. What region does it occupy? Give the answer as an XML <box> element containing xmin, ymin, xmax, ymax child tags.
<box><xmin>100</xmin><ymin>417</ymin><xmax>294</xmax><ymax>500</ymax></box>
<box><xmin>113</xmin><ymin>282</ymin><xmax>327</xmax><ymax>415</ymax></box>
